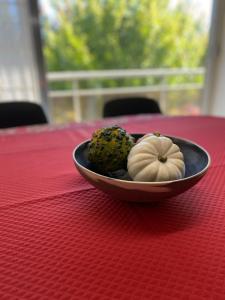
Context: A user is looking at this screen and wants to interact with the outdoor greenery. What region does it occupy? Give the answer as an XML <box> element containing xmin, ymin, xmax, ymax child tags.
<box><xmin>41</xmin><ymin>0</ymin><xmax>209</xmax><ymax>123</ymax></box>
<box><xmin>42</xmin><ymin>0</ymin><xmax>208</xmax><ymax>89</ymax></box>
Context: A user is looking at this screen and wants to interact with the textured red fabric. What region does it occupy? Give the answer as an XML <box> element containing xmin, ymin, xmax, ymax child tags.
<box><xmin>0</xmin><ymin>115</ymin><xmax>225</xmax><ymax>299</ymax></box>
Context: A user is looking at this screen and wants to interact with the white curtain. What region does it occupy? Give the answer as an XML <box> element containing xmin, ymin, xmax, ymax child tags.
<box><xmin>0</xmin><ymin>0</ymin><xmax>42</xmax><ymax>102</ymax></box>
<box><xmin>203</xmin><ymin>0</ymin><xmax>225</xmax><ymax>116</ymax></box>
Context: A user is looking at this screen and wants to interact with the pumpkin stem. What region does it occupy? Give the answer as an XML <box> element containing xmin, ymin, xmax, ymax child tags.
<box><xmin>153</xmin><ymin>132</ymin><xmax>161</xmax><ymax>137</ymax></box>
<box><xmin>158</xmin><ymin>155</ymin><xmax>167</xmax><ymax>163</ymax></box>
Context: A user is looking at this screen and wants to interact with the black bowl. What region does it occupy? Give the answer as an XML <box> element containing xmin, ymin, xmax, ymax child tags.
<box><xmin>73</xmin><ymin>134</ymin><xmax>211</xmax><ymax>202</ymax></box>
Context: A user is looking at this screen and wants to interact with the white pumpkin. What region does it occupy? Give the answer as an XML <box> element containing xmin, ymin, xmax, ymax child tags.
<box><xmin>127</xmin><ymin>133</ymin><xmax>185</xmax><ymax>182</ymax></box>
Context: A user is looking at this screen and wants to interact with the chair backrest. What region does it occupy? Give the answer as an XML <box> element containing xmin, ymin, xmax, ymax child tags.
<box><xmin>103</xmin><ymin>97</ymin><xmax>161</xmax><ymax>118</ymax></box>
<box><xmin>0</xmin><ymin>101</ymin><xmax>48</xmax><ymax>129</ymax></box>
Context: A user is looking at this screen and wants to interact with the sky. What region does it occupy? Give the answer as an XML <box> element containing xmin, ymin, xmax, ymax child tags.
<box><xmin>170</xmin><ymin>0</ymin><xmax>213</xmax><ymax>28</ymax></box>
<box><xmin>40</xmin><ymin>0</ymin><xmax>213</xmax><ymax>30</ymax></box>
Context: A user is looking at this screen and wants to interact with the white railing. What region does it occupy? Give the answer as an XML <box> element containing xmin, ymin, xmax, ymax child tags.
<box><xmin>47</xmin><ymin>68</ymin><xmax>205</xmax><ymax>121</ymax></box>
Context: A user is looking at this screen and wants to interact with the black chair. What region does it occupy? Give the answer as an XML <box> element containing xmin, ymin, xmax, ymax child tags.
<box><xmin>103</xmin><ymin>97</ymin><xmax>161</xmax><ymax>118</ymax></box>
<box><xmin>0</xmin><ymin>101</ymin><xmax>48</xmax><ymax>129</ymax></box>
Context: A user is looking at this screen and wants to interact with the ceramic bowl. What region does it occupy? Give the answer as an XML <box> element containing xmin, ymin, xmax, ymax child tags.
<box><xmin>73</xmin><ymin>134</ymin><xmax>211</xmax><ymax>202</ymax></box>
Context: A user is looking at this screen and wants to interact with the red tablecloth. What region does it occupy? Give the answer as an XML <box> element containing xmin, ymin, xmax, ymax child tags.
<box><xmin>0</xmin><ymin>115</ymin><xmax>225</xmax><ymax>299</ymax></box>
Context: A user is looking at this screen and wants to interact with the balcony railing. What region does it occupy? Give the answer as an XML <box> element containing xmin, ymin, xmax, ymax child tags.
<box><xmin>47</xmin><ymin>68</ymin><xmax>205</xmax><ymax>122</ymax></box>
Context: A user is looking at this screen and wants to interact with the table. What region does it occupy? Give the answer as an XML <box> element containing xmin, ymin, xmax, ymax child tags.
<box><xmin>0</xmin><ymin>115</ymin><xmax>225</xmax><ymax>299</ymax></box>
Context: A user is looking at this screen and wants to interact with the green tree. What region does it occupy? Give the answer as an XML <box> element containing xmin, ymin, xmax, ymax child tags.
<box><xmin>42</xmin><ymin>0</ymin><xmax>208</xmax><ymax>88</ymax></box>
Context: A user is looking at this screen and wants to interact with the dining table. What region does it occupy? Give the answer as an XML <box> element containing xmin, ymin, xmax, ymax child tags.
<box><xmin>0</xmin><ymin>114</ymin><xmax>225</xmax><ymax>300</ymax></box>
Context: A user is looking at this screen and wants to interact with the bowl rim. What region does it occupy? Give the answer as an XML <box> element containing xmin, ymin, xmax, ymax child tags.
<box><xmin>72</xmin><ymin>134</ymin><xmax>211</xmax><ymax>186</ymax></box>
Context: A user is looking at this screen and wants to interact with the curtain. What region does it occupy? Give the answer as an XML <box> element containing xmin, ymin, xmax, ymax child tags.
<box><xmin>0</xmin><ymin>0</ymin><xmax>43</xmax><ymax>102</ymax></box>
